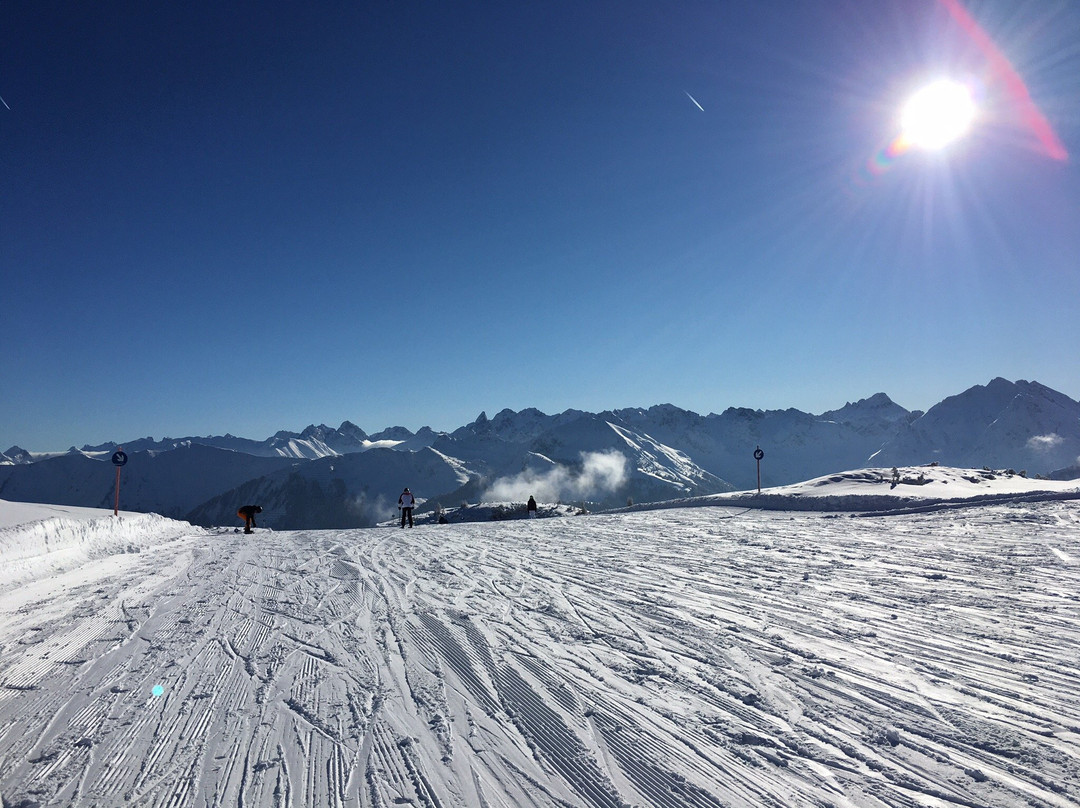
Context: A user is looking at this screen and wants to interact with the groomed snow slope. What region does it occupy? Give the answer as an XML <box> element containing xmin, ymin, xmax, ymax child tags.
<box><xmin>0</xmin><ymin>488</ymin><xmax>1078</xmax><ymax>807</ymax></box>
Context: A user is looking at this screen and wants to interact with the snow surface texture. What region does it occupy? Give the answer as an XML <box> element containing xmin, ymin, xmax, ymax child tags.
<box><xmin>0</xmin><ymin>486</ymin><xmax>1078</xmax><ymax>807</ymax></box>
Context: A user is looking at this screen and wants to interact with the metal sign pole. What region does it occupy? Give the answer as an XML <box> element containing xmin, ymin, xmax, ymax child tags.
<box><xmin>111</xmin><ymin>448</ymin><xmax>128</xmax><ymax>516</ymax></box>
<box><xmin>753</xmin><ymin>446</ymin><xmax>765</xmax><ymax>494</ymax></box>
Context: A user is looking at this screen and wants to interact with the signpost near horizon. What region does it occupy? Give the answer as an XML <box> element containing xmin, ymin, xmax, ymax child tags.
<box><xmin>753</xmin><ymin>446</ymin><xmax>765</xmax><ymax>495</ymax></box>
<box><xmin>111</xmin><ymin>448</ymin><xmax>128</xmax><ymax>516</ymax></box>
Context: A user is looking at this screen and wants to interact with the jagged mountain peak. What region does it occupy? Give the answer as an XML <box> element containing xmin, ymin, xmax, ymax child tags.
<box><xmin>610</xmin><ymin>403</ymin><xmax>699</xmax><ymax>424</ymax></box>
<box><xmin>832</xmin><ymin>392</ymin><xmax>896</xmax><ymax>411</ymax></box>
<box><xmin>488</xmin><ymin>408</ymin><xmax>561</xmax><ymax>443</ymax></box>
<box><xmin>368</xmin><ymin>426</ymin><xmax>415</xmax><ymax>442</ymax></box>
<box><xmin>454</xmin><ymin>409</ymin><xmax>541</xmax><ymax>441</ymax></box>
<box><xmin>820</xmin><ymin>393</ymin><xmax>910</xmax><ymax>424</ymax></box>
<box><xmin>716</xmin><ymin>405</ymin><xmax>812</xmax><ymax>422</ymax></box>
<box><xmin>1</xmin><ymin>446</ymin><xmax>33</xmax><ymax>465</ymax></box>
<box><xmin>337</xmin><ymin>420</ymin><xmax>368</xmax><ymax>440</ymax></box>
<box><xmin>870</xmin><ymin>378</ymin><xmax>1080</xmax><ymax>471</ymax></box>
<box><xmin>917</xmin><ymin>379</ymin><xmax>1043</xmax><ymax>430</ymax></box>
<box><xmin>493</xmin><ymin>406</ymin><xmax>542</xmax><ymax>420</ymax></box>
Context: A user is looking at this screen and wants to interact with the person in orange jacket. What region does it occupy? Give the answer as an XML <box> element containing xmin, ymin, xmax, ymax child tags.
<box><xmin>237</xmin><ymin>504</ymin><xmax>262</xmax><ymax>534</ymax></box>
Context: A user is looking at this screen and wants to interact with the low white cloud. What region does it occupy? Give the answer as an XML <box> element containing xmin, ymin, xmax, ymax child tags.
<box><xmin>1027</xmin><ymin>434</ymin><xmax>1064</xmax><ymax>452</ymax></box>
<box><xmin>351</xmin><ymin>491</ymin><xmax>394</xmax><ymax>525</ymax></box>
<box><xmin>484</xmin><ymin>450</ymin><xmax>629</xmax><ymax>504</ymax></box>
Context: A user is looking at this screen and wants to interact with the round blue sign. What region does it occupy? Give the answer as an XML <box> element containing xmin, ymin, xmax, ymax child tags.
<box><xmin>111</xmin><ymin>451</ymin><xmax>128</xmax><ymax>466</ymax></box>
<box><xmin>753</xmin><ymin>447</ymin><xmax>764</xmax><ymax>461</ymax></box>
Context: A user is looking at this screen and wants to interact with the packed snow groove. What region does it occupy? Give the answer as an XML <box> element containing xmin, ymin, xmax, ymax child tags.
<box><xmin>0</xmin><ymin>500</ymin><xmax>1078</xmax><ymax>807</ymax></box>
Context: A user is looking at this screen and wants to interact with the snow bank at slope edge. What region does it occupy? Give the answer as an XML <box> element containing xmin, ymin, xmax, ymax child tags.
<box><xmin>0</xmin><ymin>510</ymin><xmax>204</xmax><ymax>587</ymax></box>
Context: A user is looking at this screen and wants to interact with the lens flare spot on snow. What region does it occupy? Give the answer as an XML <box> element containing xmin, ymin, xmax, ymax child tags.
<box><xmin>152</xmin><ymin>685</ymin><xmax>164</xmax><ymax>698</ymax></box>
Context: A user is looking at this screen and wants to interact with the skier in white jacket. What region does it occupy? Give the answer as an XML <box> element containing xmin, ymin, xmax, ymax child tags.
<box><xmin>399</xmin><ymin>487</ymin><xmax>415</xmax><ymax>528</ymax></box>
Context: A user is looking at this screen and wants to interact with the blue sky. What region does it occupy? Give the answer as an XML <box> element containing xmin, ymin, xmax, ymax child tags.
<box><xmin>3</xmin><ymin>1</ymin><xmax>1079</xmax><ymax>451</ymax></box>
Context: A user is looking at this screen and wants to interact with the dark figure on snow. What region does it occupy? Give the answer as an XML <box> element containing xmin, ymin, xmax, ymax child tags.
<box><xmin>237</xmin><ymin>505</ymin><xmax>262</xmax><ymax>534</ymax></box>
<box><xmin>399</xmin><ymin>488</ymin><xmax>415</xmax><ymax>528</ymax></box>
<box><xmin>527</xmin><ymin>496</ymin><xmax>538</xmax><ymax>518</ymax></box>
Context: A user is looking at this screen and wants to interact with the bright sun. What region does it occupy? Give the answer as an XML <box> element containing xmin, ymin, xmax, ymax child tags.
<box><xmin>900</xmin><ymin>79</ymin><xmax>977</xmax><ymax>150</ymax></box>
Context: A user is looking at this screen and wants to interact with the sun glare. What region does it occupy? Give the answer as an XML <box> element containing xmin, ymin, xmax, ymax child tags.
<box><xmin>900</xmin><ymin>79</ymin><xmax>977</xmax><ymax>150</ymax></box>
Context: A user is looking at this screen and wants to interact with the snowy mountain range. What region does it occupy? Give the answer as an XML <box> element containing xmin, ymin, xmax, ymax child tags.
<box><xmin>2</xmin><ymin>377</ymin><xmax>1078</xmax><ymax>529</ymax></box>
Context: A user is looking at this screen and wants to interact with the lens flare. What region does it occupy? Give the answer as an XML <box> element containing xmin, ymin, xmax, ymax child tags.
<box><xmin>938</xmin><ymin>0</ymin><xmax>1067</xmax><ymax>161</ymax></box>
<box><xmin>865</xmin><ymin>134</ymin><xmax>911</xmax><ymax>178</ymax></box>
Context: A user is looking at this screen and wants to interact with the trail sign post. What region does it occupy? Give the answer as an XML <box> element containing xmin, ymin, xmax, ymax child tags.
<box><xmin>753</xmin><ymin>446</ymin><xmax>765</xmax><ymax>494</ymax></box>
<box><xmin>111</xmin><ymin>449</ymin><xmax>128</xmax><ymax>516</ymax></box>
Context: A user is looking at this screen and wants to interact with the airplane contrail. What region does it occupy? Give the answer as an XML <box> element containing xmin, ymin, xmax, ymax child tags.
<box><xmin>0</xmin><ymin>95</ymin><xmax>9</xmax><ymax>111</ymax></box>
<box><xmin>685</xmin><ymin>91</ymin><xmax>704</xmax><ymax>112</ymax></box>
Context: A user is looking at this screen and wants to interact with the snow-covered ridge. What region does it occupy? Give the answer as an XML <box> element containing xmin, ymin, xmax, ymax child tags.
<box><xmin>613</xmin><ymin>465</ymin><xmax>1080</xmax><ymax>515</ymax></box>
<box><xmin>768</xmin><ymin>464</ymin><xmax>1080</xmax><ymax>499</ymax></box>
<box><xmin>0</xmin><ymin>500</ymin><xmax>201</xmax><ymax>588</ymax></box>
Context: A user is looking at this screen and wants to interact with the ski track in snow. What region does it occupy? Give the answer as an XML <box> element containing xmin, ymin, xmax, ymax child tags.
<box><xmin>1</xmin><ymin>503</ymin><xmax>1078</xmax><ymax>807</ymax></box>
